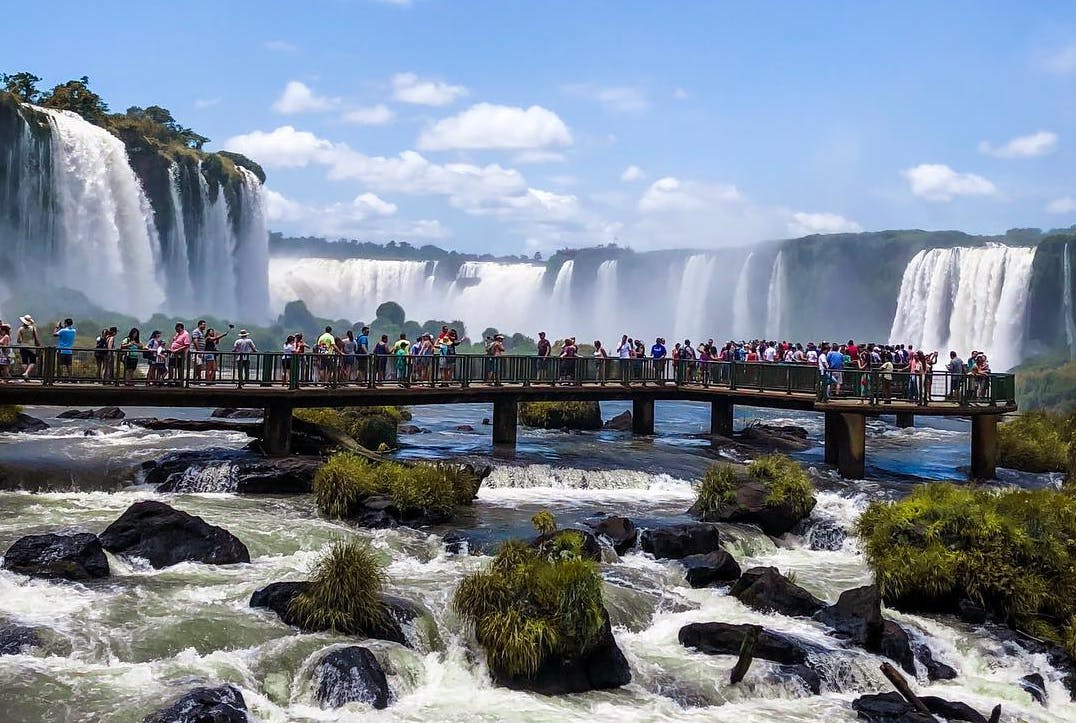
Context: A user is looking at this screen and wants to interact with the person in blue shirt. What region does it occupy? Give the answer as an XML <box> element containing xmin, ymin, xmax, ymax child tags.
<box><xmin>826</xmin><ymin>345</ymin><xmax>844</xmax><ymax>395</ymax></box>
<box><xmin>53</xmin><ymin>318</ymin><xmax>76</xmax><ymax>379</ymax></box>
<box><xmin>651</xmin><ymin>337</ymin><xmax>668</xmax><ymax>382</ymax></box>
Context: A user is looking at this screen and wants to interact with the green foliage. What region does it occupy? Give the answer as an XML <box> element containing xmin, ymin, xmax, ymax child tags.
<box><xmin>0</xmin><ymin>405</ymin><xmax>23</xmax><ymax>427</ymax></box>
<box><xmin>40</xmin><ymin>76</ymin><xmax>109</xmax><ymax>123</ymax></box>
<box><xmin>312</xmin><ymin>453</ymin><xmax>380</xmax><ymax>518</ymax></box>
<box><xmin>856</xmin><ymin>483</ymin><xmax>1076</xmax><ymax>658</ymax></box>
<box><xmin>120</xmin><ymin>105</ymin><xmax>208</xmax><ymax>150</ymax></box>
<box><xmin>218</xmin><ymin>151</ymin><xmax>266</xmax><ymax>183</ymax></box>
<box><xmin>376</xmin><ymin>301</ymin><xmax>406</xmax><ymax>327</ymax></box>
<box><xmin>748</xmin><ymin>454</ymin><xmax>815</xmax><ymax>519</ymax></box>
<box><xmin>453</xmin><ymin>536</ymin><xmax>606</xmax><ymax>679</ymax></box>
<box><xmin>288</xmin><ymin>539</ymin><xmax>390</xmax><ymax>635</ymax></box>
<box><xmin>694</xmin><ymin>464</ymin><xmax>738</xmax><ymax>517</ymax></box>
<box><xmin>518</xmin><ymin>401</ymin><xmax>602</xmax><ymax>430</ymax></box>
<box><xmin>2</xmin><ymin>72</ymin><xmax>41</xmax><ymax>103</ymax></box>
<box><xmin>1013</xmin><ymin>355</ymin><xmax>1076</xmax><ymax>414</ymax></box>
<box><xmin>531</xmin><ymin>510</ymin><xmax>557</xmax><ymax>536</ymax></box>
<box><xmin>998</xmin><ymin>411</ymin><xmax>1075</xmax><ymax>474</ymax></box>
<box><xmin>294</xmin><ymin>407</ymin><xmax>400</xmax><ymax>450</ymax></box>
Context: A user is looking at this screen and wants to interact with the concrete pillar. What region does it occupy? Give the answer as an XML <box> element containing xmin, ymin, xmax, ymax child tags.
<box><xmin>823</xmin><ymin>412</ymin><xmax>839</xmax><ymax>465</ymax></box>
<box><xmin>632</xmin><ymin>398</ymin><xmax>655</xmax><ymax>435</ymax></box>
<box><xmin>262</xmin><ymin>402</ymin><xmax>294</xmax><ymax>457</ymax></box>
<box><xmin>834</xmin><ymin>413</ymin><xmax>865</xmax><ymax>479</ymax></box>
<box><xmin>895</xmin><ymin>413</ymin><xmax>915</xmax><ymax>428</ymax></box>
<box><xmin>492</xmin><ymin>398</ymin><xmax>518</xmax><ymax>446</ymax></box>
<box><xmin>970</xmin><ymin>414</ymin><xmax>998</xmax><ymax>479</ymax></box>
<box><xmin>710</xmin><ymin>398</ymin><xmax>734</xmax><ymax>437</ymax></box>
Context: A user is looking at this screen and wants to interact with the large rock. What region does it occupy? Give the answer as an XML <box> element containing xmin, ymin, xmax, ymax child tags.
<box><xmin>58</xmin><ymin>407</ymin><xmax>125</xmax><ymax>420</ymax></box>
<box><xmin>99</xmin><ymin>501</ymin><xmax>250</xmax><ymax>568</ymax></box>
<box><xmin>734</xmin><ymin>423</ymin><xmax>811</xmax><ymax>453</ymax></box>
<box><xmin>0</xmin><ymin>620</ymin><xmax>40</xmax><ymax>655</ymax></box>
<box><xmin>0</xmin><ymin>413</ymin><xmax>48</xmax><ymax>433</ymax></box>
<box><xmin>248</xmin><ymin>582</ymin><xmax>412</xmax><ymax>646</ymax></box>
<box><xmin>145</xmin><ymin>449</ymin><xmax>320</xmax><ymax>494</ymax></box>
<box><xmin>879</xmin><ymin>620</ymin><xmax>916</xmax><ymax>676</ymax></box>
<box><xmin>692</xmin><ymin>477</ymin><xmax>815</xmax><ymax>537</ymax></box>
<box><xmin>211</xmin><ymin>408</ymin><xmax>263</xmax><ymax>419</ymax></box>
<box><xmin>680</xmin><ymin>550</ymin><xmax>741</xmax><ymax>588</ymax></box>
<box><xmin>312</xmin><ymin>646</ymin><xmax>392</xmax><ymax>709</ymax></box>
<box><xmin>143</xmin><ymin>684</ymin><xmax>247</xmax><ymax>723</ymax></box>
<box><xmin>602</xmin><ymin>410</ymin><xmax>633</xmax><ymax>431</ymax></box>
<box><xmin>492</xmin><ymin>612</ymin><xmax>630</xmax><ymax>695</ymax></box>
<box><xmin>639</xmin><ymin>523</ymin><xmax>721</xmax><ymax>559</ymax></box>
<box><xmin>851</xmin><ymin>692</ymin><xmax>987</xmax><ymax>723</ymax></box>
<box><xmin>678</xmin><ymin>622</ymin><xmax>819</xmax><ymax>665</ymax></box>
<box><xmin>1021</xmin><ymin>672</ymin><xmax>1047</xmax><ymax>705</ymax></box>
<box><xmin>585</xmin><ymin>515</ymin><xmax>637</xmax><ymax>555</ymax></box>
<box><xmin>730</xmin><ymin>567</ymin><xmax>825</xmax><ymax>617</ymax></box>
<box><xmin>2</xmin><ymin>532</ymin><xmax>109</xmax><ymax>580</ymax></box>
<box><xmin>814</xmin><ymin>585</ymin><xmax>884</xmax><ymax>650</ymax></box>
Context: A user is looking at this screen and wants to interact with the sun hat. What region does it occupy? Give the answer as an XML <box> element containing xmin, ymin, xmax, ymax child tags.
<box><xmin>19</xmin><ymin>315</ymin><xmax>34</xmax><ymax>326</ymax></box>
<box><xmin>239</xmin><ymin>329</ymin><xmax>250</xmax><ymax>337</ymax></box>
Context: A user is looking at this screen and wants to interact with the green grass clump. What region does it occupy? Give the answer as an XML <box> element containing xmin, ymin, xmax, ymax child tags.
<box><xmin>0</xmin><ymin>405</ymin><xmax>22</xmax><ymax>427</ymax></box>
<box><xmin>531</xmin><ymin>510</ymin><xmax>557</xmax><ymax>536</ymax></box>
<box><xmin>312</xmin><ymin>453</ymin><xmax>380</xmax><ymax>518</ymax></box>
<box><xmin>748</xmin><ymin>454</ymin><xmax>815</xmax><ymax>520</ymax></box>
<box><xmin>288</xmin><ymin>539</ymin><xmax>390</xmax><ymax>635</ymax></box>
<box><xmin>453</xmin><ymin>536</ymin><xmax>606</xmax><ymax>679</ymax></box>
<box><xmin>693</xmin><ymin>464</ymin><xmax>738</xmax><ymax>517</ymax></box>
<box><xmin>518</xmin><ymin>401</ymin><xmax>602</xmax><ymax>430</ymax></box>
<box><xmin>293</xmin><ymin>407</ymin><xmax>401</xmax><ymax>450</ymax></box>
<box><xmin>857</xmin><ymin>482</ymin><xmax>1076</xmax><ymax>657</ymax></box>
<box><xmin>997</xmin><ymin>411</ymin><xmax>1075</xmax><ymax>474</ymax></box>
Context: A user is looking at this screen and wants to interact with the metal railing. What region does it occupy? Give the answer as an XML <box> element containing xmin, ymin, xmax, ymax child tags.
<box><xmin>1</xmin><ymin>347</ymin><xmax>1017</xmax><ymax>407</ymax></box>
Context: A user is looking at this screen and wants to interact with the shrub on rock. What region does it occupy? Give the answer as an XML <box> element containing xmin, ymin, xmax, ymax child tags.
<box><xmin>99</xmin><ymin>500</ymin><xmax>249</xmax><ymax>568</ymax></box>
<box><xmin>294</xmin><ymin>406</ymin><xmax>407</xmax><ymax>451</ymax></box>
<box><xmin>690</xmin><ymin>454</ymin><xmax>816</xmax><ymax>536</ymax></box>
<box><xmin>518</xmin><ymin>402</ymin><xmax>603</xmax><ymax>430</ymax></box>
<box><xmin>856</xmin><ymin>482</ymin><xmax>1076</xmax><ymax>659</ymax></box>
<box><xmin>997</xmin><ymin>411</ymin><xmax>1074</xmax><ymax>474</ymax></box>
<box><xmin>2</xmin><ymin>532</ymin><xmax>109</xmax><ymax>580</ymax></box>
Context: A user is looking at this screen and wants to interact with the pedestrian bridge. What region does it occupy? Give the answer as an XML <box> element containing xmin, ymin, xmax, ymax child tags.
<box><xmin>0</xmin><ymin>349</ymin><xmax>1016</xmax><ymax>480</ymax></box>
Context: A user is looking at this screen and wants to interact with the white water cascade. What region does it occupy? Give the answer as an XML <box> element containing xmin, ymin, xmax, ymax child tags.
<box><xmin>889</xmin><ymin>245</ymin><xmax>1037</xmax><ymax>370</ymax></box>
<box><xmin>764</xmin><ymin>251</ymin><xmax>786</xmax><ymax>339</ymax></box>
<box><xmin>673</xmin><ymin>254</ymin><xmax>718</xmax><ymax>342</ymax></box>
<box><xmin>43</xmin><ymin>108</ymin><xmax>166</xmax><ymax>313</ymax></box>
<box><xmin>732</xmin><ymin>250</ymin><xmax>756</xmax><ymax>339</ymax></box>
<box><xmin>1064</xmin><ymin>243</ymin><xmax>1076</xmax><ymax>360</ymax></box>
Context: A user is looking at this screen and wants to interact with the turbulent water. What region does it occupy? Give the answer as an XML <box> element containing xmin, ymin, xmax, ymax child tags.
<box><xmin>889</xmin><ymin>245</ymin><xmax>1037</xmax><ymax>370</ymax></box>
<box><xmin>0</xmin><ymin>403</ymin><xmax>1069</xmax><ymax>722</ymax></box>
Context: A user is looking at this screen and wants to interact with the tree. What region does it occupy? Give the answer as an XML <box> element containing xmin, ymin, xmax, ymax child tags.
<box><xmin>2</xmin><ymin>71</ymin><xmax>42</xmax><ymax>103</ymax></box>
<box><xmin>374</xmin><ymin>301</ymin><xmax>405</xmax><ymax>327</ymax></box>
<box><xmin>41</xmin><ymin>76</ymin><xmax>109</xmax><ymax>123</ymax></box>
<box><xmin>125</xmin><ymin>104</ymin><xmax>210</xmax><ymax>150</ymax></box>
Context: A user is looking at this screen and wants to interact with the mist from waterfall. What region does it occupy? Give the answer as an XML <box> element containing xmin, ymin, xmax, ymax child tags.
<box><xmin>1064</xmin><ymin>243</ymin><xmax>1076</xmax><ymax>360</ymax></box>
<box><xmin>764</xmin><ymin>251</ymin><xmax>786</xmax><ymax>339</ymax></box>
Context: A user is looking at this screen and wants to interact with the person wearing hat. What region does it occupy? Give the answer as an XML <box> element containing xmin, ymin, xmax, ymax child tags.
<box><xmin>232</xmin><ymin>330</ymin><xmax>258</xmax><ymax>387</ymax></box>
<box><xmin>16</xmin><ymin>315</ymin><xmax>40</xmax><ymax>381</ymax></box>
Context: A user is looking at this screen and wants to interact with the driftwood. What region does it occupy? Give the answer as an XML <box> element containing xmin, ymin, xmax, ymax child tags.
<box><xmin>880</xmin><ymin>662</ymin><xmax>937</xmax><ymax>719</ymax></box>
<box><xmin>290</xmin><ymin>417</ymin><xmax>383</xmax><ymax>462</ymax></box>
<box><xmin>729</xmin><ymin>625</ymin><xmax>762</xmax><ymax>684</ymax></box>
<box><xmin>988</xmin><ymin>705</ymin><xmax>1001</xmax><ymax>723</ymax></box>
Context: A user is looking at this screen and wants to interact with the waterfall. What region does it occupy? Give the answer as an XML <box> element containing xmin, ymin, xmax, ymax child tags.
<box><xmin>673</xmin><ymin>254</ymin><xmax>718</xmax><ymax>342</ymax></box>
<box><xmin>1064</xmin><ymin>243</ymin><xmax>1076</xmax><ymax>360</ymax></box>
<box><xmin>731</xmin><ymin>251</ymin><xmax>755</xmax><ymax>339</ymax></box>
<box><xmin>549</xmin><ymin>260</ymin><xmax>575</xmax><ymax>336</ymax></box>
<box><xmin>448</xmin><ymin>261</ymin><xmax>546</xmax><ymax>337</ymax></box>
<box><xmin>231</xmin><ymin>167</ymin><xmax>270</xmax><ymax>320</ymax></box>
<box><xmin>594</xmin><ymin>260</ymin><xmax>619</xmax><ymax>341</ymax></box>
<box><xmin>889</xmin><ymin>245</ymin><xmax>1037</xmax><ymax>370</ymax></box>
<box><xmin>764</xmin><ymin>251</ymin><xmax>785</xmax><ymax>339</ymax></box>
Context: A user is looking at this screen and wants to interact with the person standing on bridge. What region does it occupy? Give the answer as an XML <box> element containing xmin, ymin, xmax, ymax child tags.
<box><xmin>203</xmin><ymin>326</ymin><xmax>231</xmax><ymax>382</ymax></box>
<box><xmin>651</xmin><ymin>337</ymin><xmax>667</xmax><ymax>382</ymax></box>
<box><xmin>191</xmin><ymin>320</ymin><xmax>207</xmax><ymax>382</ymax></box>
<box><xmin>536</xmin><ymin>331</ymin><xmax>552</xmax><ymax>381</ymax></box>
<box><xmin>232</xmin><ymin>330</ymin><xmax>258</xmax><ymax>387</ymax></box>
<box><xmin>817</xmin><ymin>343</ymin><xmax>834</xmax><ymax>402</ymax></box>
<box><xmin>119</xmin><ymin>328</ymin><xmax>142</xmax><ymax>386</ymax></box>
<box><xmin>168</xmin><ymin>323</ymin><xmax>191</xmax><ymax>383</ymax></box>
<box><xmin>0</xmin><ymin>323</ymin><xmax>11</xmax><ymax>382</ymax></box>
<box><xmin>53</xmin><ymin>318</ymin><xmax>76</xmax><ymax>380</ymax></box>
<box><xmin>16</xmin><ymin>315</ymin><xmax>39</xmax><ymax>381</ymax></box>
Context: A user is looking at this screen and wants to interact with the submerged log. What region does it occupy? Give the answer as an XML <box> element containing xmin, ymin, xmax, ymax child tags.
<box><xmin>729</xmin><ymin>625</ymin><xmax>761</xmax><ymax>685</ymax></box>
<box><xmin>880</xmin><ymin>662</ymin><xmax>937</xmax><ymax>719</ymax></box>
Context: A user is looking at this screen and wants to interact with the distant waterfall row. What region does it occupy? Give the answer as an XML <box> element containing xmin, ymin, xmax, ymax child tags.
<box><xmin>0</xmin><ymin>102</ymin><xmax>269</xmax><ymax>320</ymax></box>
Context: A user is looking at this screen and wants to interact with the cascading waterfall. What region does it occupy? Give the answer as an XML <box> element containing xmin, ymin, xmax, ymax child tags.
<box><xmin>889</xmin><ymin>245</ymin><xmax>1037</xmax><ymax>370</ymax></box>
<box><xmin>673</xmin><ymin>254</ymin><xmax>718</xmax><ymax>342</ymax></box>
<box><xmin>1064</xmin><ymin>243</ymin><xmax>1076</xmax><ymax>360</ymax></box>
<box><xmin>764</xmin><ymin>251</ymin><xmax>786</xmax><ymax>339</ymax></box>
<box><xmin>732</xmin><ymin>251</ymin><xmax>755</xmax><ymax>339</ymax></box>
<box><xmin>448</xmin><ymin>261</ymin><xmax>546</xmax><ymax>336</ymax></box>
<box><xmin>549</xmin><ymin>259</ymin><xmax>576</xmax><ymax>334</ymax></box>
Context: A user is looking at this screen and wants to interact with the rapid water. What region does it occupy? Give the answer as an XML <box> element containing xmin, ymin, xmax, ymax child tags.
<box><xmin>0</xmin><ymin>404</ymin><xmax>1068</xmax><ymax>722</ymax></box>
<box><xmin>889</xmin><ymin>245</ymin><xmax>1037</xmax><ymax>370</ymax></box>
<box><xmin>765</xmin><ymin>251</ymin><xmax>785</xmax><ymax>340</ymax></box>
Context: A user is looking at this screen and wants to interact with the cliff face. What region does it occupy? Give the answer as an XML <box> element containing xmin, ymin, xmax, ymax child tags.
<box><xmin>1026</xmin><ymin>234</ymin><xmax>1076</xmax><ymax>353</ymax></box>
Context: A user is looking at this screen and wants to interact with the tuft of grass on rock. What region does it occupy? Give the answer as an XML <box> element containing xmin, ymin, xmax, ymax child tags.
<box><xmin>518</xmin><ymin>402</ymin><xmax>602</xmax><ymax>430</ymax></box>
<box><xmin>531</xmin><ymin>510</ymin><xmax>557</xmax><ymax>536</ymax></box>
<box><xmin>997</xmin><ymin>411</ymin><xmax>1075</xmax><ymax>474</ymax></box>
<box><xmin>288</xmin><ymin>539</ymin><xmax>390</xmax><ymax>635</ymax></box>
<box><xmin>748</xmin><ymin>454</ymin><xmax>815</xmax><ymax>520</ymax></box>
<box><xmin>0</xmin><ymin>405</ymin><xmax>22</xmax><ymax>427</ymax></box>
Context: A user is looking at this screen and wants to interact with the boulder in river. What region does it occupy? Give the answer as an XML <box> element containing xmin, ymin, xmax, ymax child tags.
<box><xmin>733</xmin><ymin>423</ymin><xmax>811</xmax><ymax>453</ymax></box>
<box><xmin>584</xmin><ymin>515</ymin><xmax>637</xmax><ymax>555</ymax></box>
<box><xmin>211</xmin><ymin>408</ymin><xmax>263</xmax><ymax>419</ymax></box>
<box><xmin>680</xmin><ymin>549</ymin><xmax>742</xmax><ymax>588</ymax></box>
<box><xmin>639</xmin><ymin>523</ymin><xmax>721</xmax><ymax>559</ymax></box>
<box><xmin>691</xmin><ymin>474</ymin><xmax>815</xmax><ymax>537</ymax></box>
<box><xmin>142</xmin><ymin>684</ymin><xmax>248</xmax><ymax>723</ymax></box>
<box><xmin>2</xmin><ymin>532</ymin><xmax>109</xmax><ymax>580</ymax></box>
<box><xmin>58</xmin><ymin>407</ymin><xmax>125</xmax><ymax>420</ymax></box>
<box><xmin>0</xmin><ymin>619</ymin><xmax>40</xmax><ymax>655</ymax></box>
<box><xmin>814</xmin><ymin>584</ymin><xmax>884</xmax><ymax>650</ymax></box>
<box><xmin>678</xmin><ymin>621</ymin><xmax>818</xmax><ymax>665</ymax></box>
<box><xmin>313</xmin><ymin>646</ymin><xmax>392</xmax><ymax>709</ymax></box>
<box><xmin>850</xmin><ymin>691</ymin><xmax>987</xmax><ymax>723</ymax></box>
<box><xmin>0</xmin><ymin>411</ymin><xmax>48</xmax><ymax>433</ymax></box>
<box><xmin>602</xmin><ymin>410</ymin><xmax>633</xmax><ymax>431</ymax></box>
<box><xmin>1021</xmin><ymin>672</ymin><xmax>1048</xmax><ymax>705</ymax></box>
<box><xmin>730</xmin><ymin>566</ymin><xmax>826</xmax><ymax>617</ymax></box>
<box><xmin>100</xmin><ymin>500</ymin><xmax>250</xmax><ymax>568</ymax></box>
<box><xmin>145</xmin><ymin>449</ymin><xmax>320</xmax><ymax>494</ymax></box>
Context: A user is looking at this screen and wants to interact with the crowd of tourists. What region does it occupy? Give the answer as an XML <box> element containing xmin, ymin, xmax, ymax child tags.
<box><xmin>0</xmin><ymin>313</ymin><xmax>996</xmax><ymax>401</ymax></box>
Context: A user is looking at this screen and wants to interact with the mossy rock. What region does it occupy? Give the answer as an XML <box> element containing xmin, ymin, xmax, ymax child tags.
<box><xmin>294</xmin><ymin>407</ymin><xmax>404</xmax><ymax>451</ymax></box>
<box><xmin>518</xmin><ymin>402</ymin><xmax>602</xmax><ymax>430</ymax></box>
<box><xmin>690</xmin><ymin>455</ymin><xmax>816</xmax><ymax>536</ymax></box>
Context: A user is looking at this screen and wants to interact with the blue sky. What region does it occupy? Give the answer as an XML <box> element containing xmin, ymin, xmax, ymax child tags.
<box><xmin>7</xmin><ymin>1</ymin><xmax>1076</xmax><ymax>252</ymax></box>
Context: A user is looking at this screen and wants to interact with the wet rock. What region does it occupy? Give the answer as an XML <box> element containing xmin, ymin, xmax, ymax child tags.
<box><xmin>804</xmin><ymin>517</ymin><xmax>847</xmax><ymax>551</ymax></box>
<box><xmin>481</xmin><ymin>418</ymin><xmax>491</xmax><ymax>426</ymax></box>
<box><xmin>919</xmin><ymin>696</ymin><xmax>988</xmax><ymax>723</ymax></box>
<box><xmin>455</xmin><ymin>424</ymin><xmax>475</xmax><ymax>432</ymax></box>
<box><xmin>1020</xmin><ymin>672</ymin><xmax>1047</xmax><ymax>705</ymax></box>
<box><xmin>851</xmin><ymin>692</ymin><xmax>932</xmax><ymax>722</ymax></box>
<box><xmin>249</xmin><ymin>582</ymin><xmax>413</xmax><ymax>646</ymax></box>
<box><xmin>814</xmin><ymin>585</ymin><xmax>884</xmax><ymax>650</ymax></box>
<box><xmin>442</xmin><ymin>530</ymin><xmax>475</xmax><ymax>555</ymax></box>
<box><xmin>100</xmin><ymin>500</ymin><xmax>250</xmax><ymax>568</ymax></box>
<box><xmin>639</xmin><ymin>523</ymin><xmax>721</xmax><ymax>559</ymax></box>
<box><xmin>58</xmin><ymin>407</ymin><xmax>125</xmax><ymax>420</ymax></box>
<box><xmin>142</xmin><ymin>684</ymin><xmax>247</xmax><ymax>723</ymax></box>
<box><xmin>692</xmin><ymin>477</ymin><xmax>815</xmax><ymax>537</ymax></box>
<box><xmin>493</xmin><ymin>611</ymin><xmax>630</xmax><ymax>694</ymax></box>
<box><xmin>774</xmin><ymin>663</ymin><xmax>822</xmax><ymax>695</ymax></box>
<box><xmin>918</xmin><ymin>645</ymin><xmax>957</xmax><ymax>681</ymax></box>
<box><xmin>678</xmin><ymin>622</ymin><xmax>819</xmax><ymax>665</ymax></box>
<box><xmin>0</xmin><ymin>413</ymin><xmax>48</xmax><ymax>433</ymax></box>
<box><xmin>249</xmin><ymin>581</ymin><xmax>310</xmax><ymax>626</ymax></box>
<box><xmin>730</xmin><ymin>567</ymin><xmax>825</xmax><ymax>617</ymax></box>
<box><xmin>2</xmin><ymin>532</ymin><xmax>109</xmax><ymax>581</ymax></box>
<box><xmin>211</xmin><ymin>408</ymin><xmax>263</xmax><ymax>419</ymax></box>
<box><xmin>313</xmin><ymin>646</ymin><xmax>392</xmax><ymax>709</ymax></box>
<box><xmin>680</xmin><ymin>550</ymin><xmax>741</xmax><ymax>588</ymax></box>
<box><xmin>602</xmin><ymin>410</ymin><xmax>633</xmax><ymax>431</ymax></box>
<box><xmin>879</xmin><ymin>620</ymin><xmax>916</xmax><ymax>676</ymax></box>
<box><xmin>734</xmin><ymin>423</ymin><xmax>811</xmax><ymax>453</ymax></box>
<box><xmin>351</xmin><ymin>495</ymin><xmax>400</xmax><ymax>529</ymax></box>
<box><xmin>584</xmin><ymin>515</ymin><xmax>637</xmax><ymax>555</ymax></box>
<box><xmin>957</xmin><ymin>597</ymin><xmax>988</xmax><ymax>625</ymax></box>
<box><xmin>531</xmin><ymin>529</ymin><xmax>603</xmax><ymax>561</ymax></box>
<box><xmin>145</xmin><ymin>449</ymin><xmax>320</xmax><ymax>494</ymax></box>
<box><xmin>0</xmin><ymin>620</ymin><xmax>40</xmax><ymax>655</ymax></box>
<box><xmin>399</xmin><ymin>425</ymin><xmax>423</xmax><ymax>434</ymax></box>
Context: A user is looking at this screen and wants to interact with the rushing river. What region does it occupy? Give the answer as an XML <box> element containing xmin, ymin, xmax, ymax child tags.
<box><xmin>0</xmin><ymin>402</ymin><xmax>1070</xmax><ymax>722</ymax></box>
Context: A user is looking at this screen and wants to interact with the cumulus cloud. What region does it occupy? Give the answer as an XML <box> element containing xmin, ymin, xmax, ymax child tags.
<box><xmin>223</xmin><ymin>126</ymin><xmax>335</xmax><ymax>167</ymax></box>
<box><xmin>264</xmin><ymin>188</ymin><xmax>447</xmax><ymax>239</ymax></box>
<box><xmin>620</xmin><ymin>165</ymin><xmax>645</xmax><ymax>182</ymax></box>
<box><xmin>638</xmin><ymin>177</ymin><xmax>743</xmax><ymax>213</ymax></box>
<box><xmin>512</xmin><ymin>150</ymin><xmax>567</xmax><ymax>164</ymax></box>
<box><xmin>417</xmin><ymin>103</ymin><xmax>572</xmax><ymax>151</ymax></box>
<box><xmin>978</xmin><ymin>131</ymin><xmax>1058</xmax><ymax>159</ymax></box>
<box><xmin>272</xmin><ymin>81</ymin><xmax>339</xmax><ymax>114</ymax></box>
<box><xmin>391</xmin><ymin>72</ymin><xmax>467</xmax><ymax>106</ymax></box>
<box><xmin>341</xmin><ymin>104</ymin><xmax>395</xmax><ymax>125</ymax></box>
<box><xmin>901</xmin><ymin>164</ymin><xmax>998</xmax><ymax>202</ymax></box>
<box><xmin>1047</xmin><ymin>197</ymin><xmax>1076</xmax><ymax>214</ymax></box>
<box><xmin>564</xmin><ymin>84</ymin><xmax>648</xmax><ymax>112</ymax></box>
<box><xmin>194</xmin><ymin>97</ymin><xmax>221</xmax><ymax>109</ymax></box>
<box><xmin>787</xmin><ymin>211</ymin><xmax>863</xmax><ymax>236</ymax></box>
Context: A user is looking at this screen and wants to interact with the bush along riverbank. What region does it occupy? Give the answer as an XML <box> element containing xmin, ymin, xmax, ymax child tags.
<box><xmin>518</xmin><ymin>401</ymin><xmax>603</xmax><ymax>430</ymax></box>
<box><xmin>997</xmin><ymin>410</ymin><xmax>1075</xmax><ymax>476</ymax></box>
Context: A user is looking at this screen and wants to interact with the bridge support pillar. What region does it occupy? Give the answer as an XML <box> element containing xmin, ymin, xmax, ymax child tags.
<box><xmin>710</xmin><ymin>398</ymin><xmax>733</xmax><ymax>437</ymax></box>
<box><xmin>895</xmin><ymin>413</ymin><xmax>914</xmax><ymax>428</ymax></box>
<box><xmin>263</xmin><ymin>402</ymin><xmax>294</xmax><ymax>457</ymax></box>
<box><xmin>632</xmin><ymin>398</ymin><xmax>655</xmax><ymax>435</ymax></box>
<box><xmin>493</xmin><ymin>398</ymin><xmax>518</xmax><ymax>446</ymax></box>
<box><xmin>970</xmin><ymin>414</ymin><xmax>998</xmax><ymax>479</ymax></box>
<box><xmin>825</xmin><ymin>412</ymin><xmax>865</xmax><ymax>479</ymax></box>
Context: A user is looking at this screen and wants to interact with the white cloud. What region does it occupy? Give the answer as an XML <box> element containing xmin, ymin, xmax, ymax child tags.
<box><xmin>1047</xmin><ymin>197</ymin><xmax>1076</xmax><ymax>214</ymax></box>
<box><xmin>672</xmin><ymin>87</ymin><xmax>688</xmax><ymax>100</ymax></box>
<box><xmin>620</xmin><ymin>165</ymin><xmax>645</xmax><ymax>182</ymax></box>
<box><xmin>1043</xmin><ymin>43</ymin><xmax>1076</xmax><ymax>75</ymax></box>
<box><xmin>417</xmin><ymin>103</ymin><xmax>572</xmax><ymax>151</ymax></box>
<box><xmin>223</xmin><ymin>126</ymin><xmax>335</xmax><ymax>167</ymax></box>
<box><xmin>194</xmin><ymin>97</ymin><xmax>221</xmax><ymax>109</ymax></box>
<box><xmin>900</xmin><ymin>164</ymin><xmax>998</xmax><ymax>202</ymax></box>
<box><xmin>638</xmin><ymin>176</ymin><xmax>743</xmax><ymax>213</ymax></box>
<box><xmin>788</xmin><ymin>211</ymin><xmax>863</xmax><ymax>236</ymax></box>
<box><xmin>263</xmin><ymin>40</ymin><xmax>297</xmax><ymax>53</ymax></box>
<box><xmin>264</xmin><ymin>188</ymin><xmax>447</xmax><ymax>239</ymax></box>
<box><xmin>272</xmin><ymin>81</ymin><xmax>339</xmax><ymax>114</ymax></box>
<box><xmin>391</xmin><ymin>72</ymin><xmax>467</xmax><ymax>106</ymax></box>
<box><xmin>341</xmin><ymin>104</ymin><xmax>395</xmax><ymax>125</ymax></box>
<box><xmin>512</xmin><ymin>150</ymin><xmax>567</xmax><ymax>164</ymax></box>
<box><xmin>978</xmin><ymin>131</ymin><xmax>1058</xmax><ymax>159</ymax></box>
<box><xmin>565</xmin><ymin>84</ymin><xmax>648</xmax><ymax>112</ymax></box>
